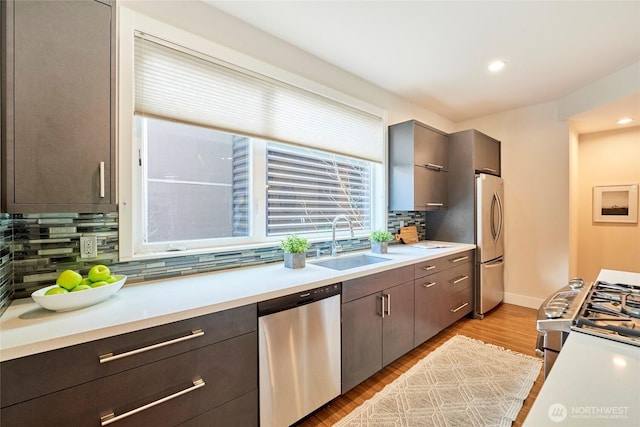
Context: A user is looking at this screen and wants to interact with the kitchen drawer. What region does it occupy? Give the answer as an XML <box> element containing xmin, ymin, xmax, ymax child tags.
<box><xmin>414</xmin><ymin>257</ymin><xmax>448</xmax><ymax>278</ymax></box>
<box><xmin>1</xmin><ymin>304</ymin><xmax>257</xmax><ymax>407</ymax></box>
<box><xmin>0</xmin><ymin>332</ymin><xmax>258</xmax><ymax>427</ymax></box>
<box><xmin>414</xmin><ymin>250</ymin><xmax>473</xmax><ymax>279</ymax></box>
<box><xmin>342</xmin><ymin>265</ymin><xmax>413</xmax><ymax>303</ymax></box>
<box><xmin>444</xmin><ymin>287</ymin><xmax>473</xmax><ymax>325</ymax></box>
<box><xmin>178</xmin><ymin>389</ymin><xmax>258</xmax><ymax>427</ymax></box>
<box><xmin>441</xmin><ymin>261</ymin><xmax>473</xmax><ymax>295</ymax></box>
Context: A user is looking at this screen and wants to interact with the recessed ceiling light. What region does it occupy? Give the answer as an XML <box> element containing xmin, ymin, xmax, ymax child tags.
<box><xmin>488</xmin><ymin>60</ymin><xmax>506</xmax><ymax>72</ymax></box>
<box><xmin>616</xmin><ymin>118</ymin><xmax>633</xmax><ymax>125</ymax></box>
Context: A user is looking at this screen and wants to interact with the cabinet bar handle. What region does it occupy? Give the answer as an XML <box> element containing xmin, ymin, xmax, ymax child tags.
<box><xmin>451</xmin><ymin>256</ymin><xmax>469</xmax><ymax>263</ymax></box>
<box><xmin>426</xmin><ymin>202</ymin><xmax>444</xmax><ymax>207</ymax></box>
<box><xmin>421</xmin><ymin>265</ymin><xmax>436</xmax><ymax>271</ymax></box>
<box><xmin>425</xmin><ymin>162</ymin><xmax>444</xmax><ymax>170</ymax></box>
<box><xmin>451</xmin><ymin>275</ymin><xmax>469</xmax><ymax>284</ymax></box>
<box><xmin>100</xmin><ymin>378</ymin><xmax>205</xmax><ymax>426</ymax></box>
<box><xmin>379</xmin><ymin>295</ymin><xmax>386</xmax><ymax>318</ymax></box>
<box><xmin>385</xmin><ymin>293</ymin><xmax>391</xmax><ymax>316</ymax></box>
<box><xmin>450</xmin><ymin>302</ymin><xmax>469</xmax><ymax>313</ymax></box>
<box><xmin>99</xmin><ymin>329</ymin><xmax>204</xmax><ymax>364</ymax></box>
<box><xmin>483</xmin><ymin>167</ymin><xmax>497</xmax><ymax>173</ymax></box>
<box><xmin>99</xmin><ymin>161</ymin><xmax>105</xmax><ymax>198</ymax></box>
<box><xmin>423</xmin><ymin>282</ymin><xmax>437</xmax><ymax>288</ymax></box>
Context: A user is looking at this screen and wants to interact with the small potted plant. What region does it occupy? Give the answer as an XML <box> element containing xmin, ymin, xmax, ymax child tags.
<box><xmin>369</xmin><ymin>230</ymin><xmax>394</xmax><ymax>254</ymax></box>
<box><xmin>280</xmin><ymin>235</ymin><xmax>311</xmax><ymax>269</ymax></box>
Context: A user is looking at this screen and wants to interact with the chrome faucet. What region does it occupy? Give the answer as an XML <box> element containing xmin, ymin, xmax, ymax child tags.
<box><xmin>331</xmin><ymin>215</ymin><xmax>354</xmax><ymax>256</ymax></box>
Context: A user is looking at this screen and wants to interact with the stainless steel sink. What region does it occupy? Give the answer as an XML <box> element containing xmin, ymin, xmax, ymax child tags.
<box><xmin>312</xmin><ymin>254</ymin><xmax>390</xmax><ymax>271</ymax></box>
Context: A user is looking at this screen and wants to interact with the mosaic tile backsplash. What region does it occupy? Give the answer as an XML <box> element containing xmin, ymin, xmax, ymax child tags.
<box><xmin>2</xmin><ymin>210</ymin><xmax>427</xmax><ymax>307</ymax></box>
<box><xmin>0</xmin><ymin>214</ymin><xmax>12</xmax><ymax>316</ymax></box>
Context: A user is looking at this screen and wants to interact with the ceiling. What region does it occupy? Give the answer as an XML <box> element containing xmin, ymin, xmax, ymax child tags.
<box><xmin>206</xmin><ymin>0</ymin><xmax>640</xmax><ymax>133</ymax></box>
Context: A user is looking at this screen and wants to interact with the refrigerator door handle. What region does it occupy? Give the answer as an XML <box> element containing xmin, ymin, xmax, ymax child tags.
<box><xmin>490</xmin><ymin>194</ymin><xmax>498</xmax><ymax>240</ymax></box>
<box><xmin>485</xmin><ymin>258</ymin><xmax>504</xmax><ymax>268</ymax></box>
<box><xmin>494</xmin><ymin>192</ymin><xmax>504</xmax><ymax>242</ymax></box>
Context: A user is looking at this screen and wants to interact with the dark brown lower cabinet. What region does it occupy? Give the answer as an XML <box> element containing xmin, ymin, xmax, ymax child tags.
<box><xmin>1</xmin><ymin>333</ymin><xmax>257</xmax><ymax>427</ymax></box>
<box><xmin>414</xmin><ymin>274</ymin><xmax>446</xmax><ymax>345</ymax></box>
<box><xmin>343</xmin><ymin>251</ymin><xmax>474</xmax><ymax>394</ymax></box>
<box><xmin>415</xmin><ymin>256</ymin><xmax>474</xmax><ymax>346</ymax></box>
<box><xmin>0</xmin><ymin>304</ymin><xmax>258</xmax><ymax>427</ymax></box>
<box><xmin>341</xmin><ymin>280</ymin><xmax>414</xmax><ymax>393</ymax></box>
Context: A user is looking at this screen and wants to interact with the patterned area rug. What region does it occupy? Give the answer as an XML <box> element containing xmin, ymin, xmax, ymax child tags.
<box><xmin>334</xmin><ymin>335</ymin><xmax>542</xmax><ymax>427</ymax></box>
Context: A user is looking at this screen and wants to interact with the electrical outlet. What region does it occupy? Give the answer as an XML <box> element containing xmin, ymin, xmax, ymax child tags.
<box><xmin>80</xmin><ymin>235</ymin><xmax>98</xmax><ymax>259</ymax></box>
<box><xmin>400</xmin><ymin>220</ymin><xmax>405</xmax><ymax>228</ymax></box>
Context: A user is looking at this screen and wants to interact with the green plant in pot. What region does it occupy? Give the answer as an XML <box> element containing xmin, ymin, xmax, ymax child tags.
<box><xmin>280</xmin><ymin>235</ymin><xmax>311</xmax><ymax>269</ymax></box>
<box><xmin>369</xmin><ymin>230</ymin><xmax>394</xmax><ymax>254</ymax></box>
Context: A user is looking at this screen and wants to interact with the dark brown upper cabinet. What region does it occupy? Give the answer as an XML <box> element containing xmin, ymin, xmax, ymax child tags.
<box><xmin>1</xmin><ymin>0</ymin><xmax>116</xmax><ymax>213</ymax></box>
<box><xmin>389</xmin><ymin>119</ymin><xmax>449</xmax><ymax>211</ymax></box>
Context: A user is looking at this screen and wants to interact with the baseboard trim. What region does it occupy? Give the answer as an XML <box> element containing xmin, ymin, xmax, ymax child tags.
<box><xmin>504</xmin><ymin>292</ymin><xmax>543</xmax><ymax>309</ymax></box>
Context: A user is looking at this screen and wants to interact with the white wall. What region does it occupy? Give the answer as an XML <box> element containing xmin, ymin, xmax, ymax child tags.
<box><xmin>455</xmin><ymin>103</ymin><xmax>571</xmax><ymax>307</ymax></box>
<box><xmin>577</xmin><ymin>127</ymin><xmax>640</xmax><ymax>280</ymax></box>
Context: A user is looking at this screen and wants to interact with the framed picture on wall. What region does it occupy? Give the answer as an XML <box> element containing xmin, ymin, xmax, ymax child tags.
<box><xmin>593</xmin><ymin>184</ymin><xmax>638</xmax><ymax>223</ymax></box>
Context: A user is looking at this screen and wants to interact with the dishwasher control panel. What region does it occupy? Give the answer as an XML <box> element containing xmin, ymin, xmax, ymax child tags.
<box><xmin>258</xmin><ymin>283</ymin><xmax>342</xmax><ymax>316</ymax></box>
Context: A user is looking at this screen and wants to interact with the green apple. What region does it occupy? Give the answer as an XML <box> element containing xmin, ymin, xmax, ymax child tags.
<box><xmin>79</xmin><ymin>277</ymin><xmax>93</xmax><ymax>287</ymax></box>
<box><xmin>45</xmin><ymin>286</ymin><xmax>68</xmax><ymax>295</ymax></box>
<box><xmin>105</xmin><ymin>275</ymin><xmax>118</xmax><ymax>284</ymax></box>
<box><xmin>71</xmin><ymin>284</ymin><xmax>92</xmax><ymax>292</ymax></box>
<box><xmin>56</xmin><ymin>270</ymin><xmax>82</xmax><ymax>291</ymax></box>
<box><xmin>90</xmin><ymin>280</ymin><xmax>109</xmax><ymax>288</ymax></box>
<box><xmin>88</xmin><ymin>265</ymin><xmax>110</xmax><ymax>282</ymax></box>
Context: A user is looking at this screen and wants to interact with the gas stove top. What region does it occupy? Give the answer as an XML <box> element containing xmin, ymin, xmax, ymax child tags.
<box><xmin>572</xmin><ymin>280</ymin><xmax>640</xmax><ymax>346</ymax></box>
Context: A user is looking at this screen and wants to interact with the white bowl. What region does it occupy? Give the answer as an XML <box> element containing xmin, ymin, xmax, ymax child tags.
<box><xmin>31</xmin><ymin>275</ymin><xmax>127</xmax><ymax>312</ymax></box>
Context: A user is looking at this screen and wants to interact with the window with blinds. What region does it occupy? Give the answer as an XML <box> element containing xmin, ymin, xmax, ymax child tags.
<box><xmin>125</xmin><ymin>23</ymin><xmax>384</xmax><ymax>256</ymax></box>
<box><xmin>266</xmin><ymin>143</ymin><xmax>371</xmax><ymax>236</ymax></box>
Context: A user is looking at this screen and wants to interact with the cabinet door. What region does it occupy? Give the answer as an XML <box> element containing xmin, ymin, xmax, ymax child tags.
<box><xmin>414</xmin><ymin>166</ymin><xmax>448</xmax><ymax>209</ymax></box>
<box><xmin>413</xmin><ymin>122</ymin><xmax>448</xmax><ymax>171</ymax></box>
<box><xmin>341</xmin><ymin>293</ymin><xmax>383</xmax><ymax>393</ymax></box>
<box><xmin>7</xmin><ymin>0</ymin><xmax>115</xmax><ymax>212</ymax></box>
<box><xmin>414</xmin><ymin>275</ymin><xmax>446</xmax><ymax>346</ymax></box>
<box><xmin>382</xmin><ymin>280</ymin><xmax>414</xmax><ymax>366</ymax></box>
<box><xmin>473</xmin><ymin>131</ymin><xmax>501</xmax><ymax>176</ymax></box>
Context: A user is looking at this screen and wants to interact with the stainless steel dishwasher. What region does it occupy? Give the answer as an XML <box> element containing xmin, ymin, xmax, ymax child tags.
<box><xmin>258</xmin><ymin>283</ymin><xmax>341</xmax><ymax>427</ymax></box>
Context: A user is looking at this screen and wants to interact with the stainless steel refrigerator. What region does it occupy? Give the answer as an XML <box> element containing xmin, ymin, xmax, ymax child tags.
<box><xmin>475</xmin><ymin>173</ymin><xmax>504</xmax><ymax>317</ymax></box>
<box><xmin>425</xmin><ymin>171</ymin><xmax>505</xmax><ymax>319</ymax></box>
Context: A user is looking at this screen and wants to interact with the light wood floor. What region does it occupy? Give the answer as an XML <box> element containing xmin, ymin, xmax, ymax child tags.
<box><xmin>296</xmin><ymin>303</ymin><xmax>543</xmax><ymax>427</ymax></box>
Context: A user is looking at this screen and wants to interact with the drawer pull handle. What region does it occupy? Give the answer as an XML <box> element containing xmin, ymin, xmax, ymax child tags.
<box><xmin>451</xmin><ymin>256</ymin><xmax>469</xmax><ymax>263</ymax></box>
<box><xmin>483</xmin><ymin>167</ymin><xmax>497</xmax><ymax>173</ymax></box>
<box><xmin>99</xmin><ymin>329</ymin><xmax>204</xmax><ymax>364</ymax></box>
<box><xmin>425</xmin><ymin>162</ymin><xmax>444</xmax><ymax>170</ymax></box>
<box><xmin>451</xmin><ymin>275</ymin><xmax>469</xmax><ymax>284</ymax></box>
<box><xmin>426</xmin><ymin>202</ymin><xmax>444</xmax><ymax>207</ymax></box>
<box><xmin>100</xmin><ymin>378</ymin><xmax>205</xmax><ymax>426</ymax></box>
<box><xmin>423</xmin><ymin>282</ymin><xmax>437</xmax><ymax>288</ymax></box>
<box><xmin>450</xmin><ymin>302</ymin><xmax>469</xmax><ymax>313</ymax></box>
<box><xmin>421</xmin><ymin>265</ymin><xmax>436</xmax><ymax>271</ymax></box>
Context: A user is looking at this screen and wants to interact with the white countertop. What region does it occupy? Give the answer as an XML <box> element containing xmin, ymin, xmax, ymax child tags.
<box><xmin>524</xmin><ymin>269</ymin><xmax>640</xmax><ymax>427</ymax></box>
<box><xmin>0</xmin><ymin>242</ymin><xmax>475</xmax><ymax>362</ymax></box>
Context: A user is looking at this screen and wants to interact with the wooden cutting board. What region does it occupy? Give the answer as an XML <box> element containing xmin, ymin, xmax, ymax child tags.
<box><xmin>396</xmin><ymin>226</ymin><xmax>419</xmax><ymax>244</ymax></box>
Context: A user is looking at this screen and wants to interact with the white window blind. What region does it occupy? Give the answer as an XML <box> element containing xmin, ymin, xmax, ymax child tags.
<box><xmin>266</xmin><ymin>142</ymin><xmax>371</xmax><ymax>236</ymax></box>
<box><xmin>134</xmin><ymin>33</ymin><xmax>384</xmax><ymax>162</ymax></box>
